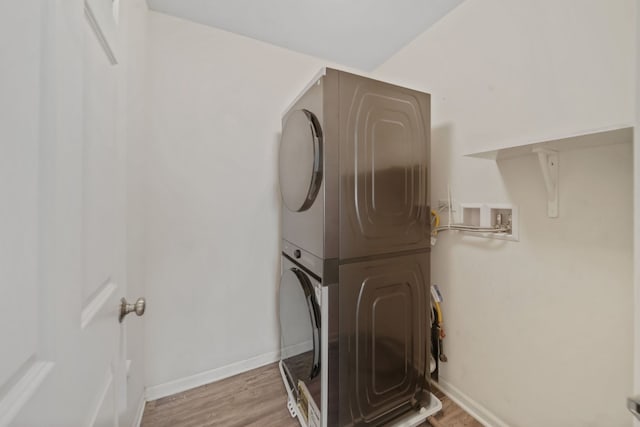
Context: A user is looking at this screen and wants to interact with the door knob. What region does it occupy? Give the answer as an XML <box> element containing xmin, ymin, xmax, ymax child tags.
<box><xmin>119</xmin><ymin>297</ymin><xmax>146</xmax><ymax>323</ymax></box>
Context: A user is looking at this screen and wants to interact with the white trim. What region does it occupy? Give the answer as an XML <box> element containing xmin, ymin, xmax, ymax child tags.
<box><xmin>81</xmin><ymin>281</ymin><xmax>117</xmax><ymax>329</ymax></box>
<box><xmin>131</xmin><ymin>394</ymin><xmax>146</xmax><ymax>427</ymax></box>
<box><xmin>144</xmin><ymin>350</ymin><xmax>280</xmax><ymax>401</ymax></box>
<box><xmin>0</xmin><ymin>361</ymin><xmax>54</xmax><ymax>427</ymax></box>
<box><xmin>283</xmin><ymin>340</ymin><xmax>313</xmax><ymax>356</ymax></box>
<box><xmin>432</xmin><ymin>379</ymin><xmax>510</xmax><ymax>427</ymax></box>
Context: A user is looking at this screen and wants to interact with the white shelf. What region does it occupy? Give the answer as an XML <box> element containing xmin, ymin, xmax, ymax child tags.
<box><xmin>465</xmin><ymin>125</ymin><xmax>633</xmax><ymax>160</ymax></box>
<box><xmin>464</xmin><ymin>125</ymin><xmax>633</xmax><ymax>218</ymax></box>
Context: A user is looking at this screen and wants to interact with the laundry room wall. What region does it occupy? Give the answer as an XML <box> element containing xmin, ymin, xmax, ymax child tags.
<box><xmin>142</xmin><ymin>11</ymin><xmax>328</xmax><ymax>395</ymax></box>
<box><xmin>374</xmin><ymin>0</ymin><xmax>635</xmax><ymax>426</ymax></box>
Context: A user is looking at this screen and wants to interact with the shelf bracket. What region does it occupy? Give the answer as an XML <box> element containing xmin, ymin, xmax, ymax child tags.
<box><xmin>532</xmin><ymin>148</ymin><xmax>559</xmax><ymax>217</ymax></box>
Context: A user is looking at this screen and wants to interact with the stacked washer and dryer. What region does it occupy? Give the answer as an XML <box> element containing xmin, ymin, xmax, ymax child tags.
<box><xmin>278</xmin><ymin>68</ymin><xmax>440</xmax><ymax>427</ymax></box>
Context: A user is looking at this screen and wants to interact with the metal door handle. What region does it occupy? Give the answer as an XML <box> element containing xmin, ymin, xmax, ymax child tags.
<box><xmin>119</xmin><ymin>297</ymin><xmax>146</xmax><ymax>323</ymax></box>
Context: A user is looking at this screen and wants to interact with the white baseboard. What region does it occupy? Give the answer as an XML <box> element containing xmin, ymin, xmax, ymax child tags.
<box><xmin>144</xmin><ymin>350</ymin><xmax>280</xmax><ymax>401</ymax></box>
<box><xmin>132</xmin><ymin>394</ymin><xmax>146</xmax><ymax>427</ymax></box>
<box><xmin>433</xmin><ymin>379</ymin><xmax>510</xmax><ymax>427</ymax></box>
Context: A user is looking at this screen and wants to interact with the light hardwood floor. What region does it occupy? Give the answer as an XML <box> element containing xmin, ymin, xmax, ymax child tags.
<box><xmin>141</xmin><ymin>363</ymin><xmax>482</xmax><ymax>427</ymax></box>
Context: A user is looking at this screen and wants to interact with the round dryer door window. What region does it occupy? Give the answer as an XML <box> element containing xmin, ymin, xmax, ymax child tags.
<box><xmin>279</xmin><ymin>109</ymin><xmax>323</xmax><ymax>212</ymax></box>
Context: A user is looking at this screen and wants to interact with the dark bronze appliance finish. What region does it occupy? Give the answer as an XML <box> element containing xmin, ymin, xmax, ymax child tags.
<box><xmin>280</xmin><ymin>69</ymin><xmax>431</xmax><ymax>262</ymax></box>
<box><xmin>339</xmin><ymin>254</ymin><xmax>430</xmax><ymax>426</ymax></box>
<box><xmin>278</xmin><ymin>68</ymin><xmax>431</xmax><ymax>427</ymax></box>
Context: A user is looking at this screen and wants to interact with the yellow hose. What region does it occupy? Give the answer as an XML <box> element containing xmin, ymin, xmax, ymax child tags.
<box><xmin>433</xmin><ymin>300</ymin><xmax>443</xmax><ymax>324</ymax></box>
<box><xmin>431</xmin><ymin>209</ymin><xmax>440</xmax><ymax>236</ymax></box>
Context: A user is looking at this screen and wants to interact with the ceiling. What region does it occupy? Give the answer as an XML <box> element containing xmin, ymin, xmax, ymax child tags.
<box><xmin>145</xmin><ymin>0</ymin><xmax>465</xmax><ymax>70</ymax></box>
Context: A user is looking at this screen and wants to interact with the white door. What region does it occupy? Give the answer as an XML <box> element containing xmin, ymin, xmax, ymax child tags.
<box><xmin>633</xmin><ymin>2</ymin><xmax>640</xmax><ymax>426</ymax></box>
<box><xmin>0</xmin><ymin>1</ymin><xmax>138</xmax><ymax>426</ymax></box>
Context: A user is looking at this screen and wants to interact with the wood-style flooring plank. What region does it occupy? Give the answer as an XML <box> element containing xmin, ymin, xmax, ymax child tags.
<box><xmin>142</xmin><ymin>364</ymin><xmax>296</xmax><ymax>427</ymax></box>
<box><xmin>141</xmin><ymin>363</ymin><xmax>482</xmax><ymax>427</ymax></box>
<box><xmin>429</xmin><ymin>387</ymin><xmax>483</xmax><ymax>427</ymax></box>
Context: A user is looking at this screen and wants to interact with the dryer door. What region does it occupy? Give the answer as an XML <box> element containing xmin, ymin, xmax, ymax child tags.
<box><xmin>279</xmin><ymin>266</ymin><xmax>321</xmax><ymax>398</ymax></box>
<box><xmin>279</xmin><ymin>109</ymin><xmax>323</xmax><ymax>212</ymax></box>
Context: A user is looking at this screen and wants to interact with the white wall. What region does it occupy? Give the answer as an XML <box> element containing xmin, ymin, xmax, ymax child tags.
<box><xmin>374</xmin><ymin>0</ymin><xmax>635</xmax><ymax>426</ymax></box>
<box><xmin>143</xmin><ymin>11</ymin><xmax>326</xmax><ymax>391</ymax></box>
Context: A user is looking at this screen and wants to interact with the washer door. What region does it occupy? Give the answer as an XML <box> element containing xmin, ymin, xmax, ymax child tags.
<box><xmin>279</xmin><ymin>109</ymin><xmax>323</xmax><ymax>212</ymax></box>
<box><xmin>279</xmin><ymin>267</ymin><xmax>321</xmax><ymax>391</ymax></box>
